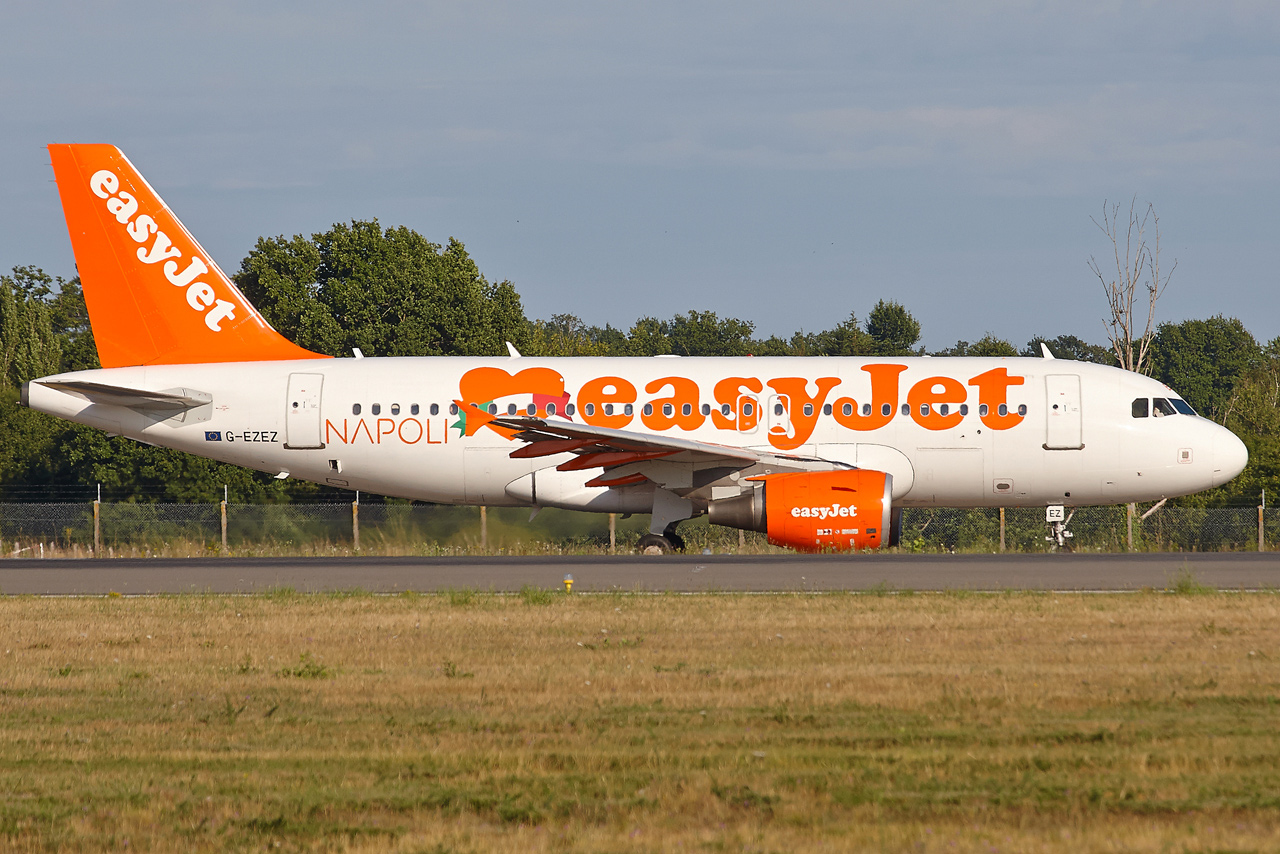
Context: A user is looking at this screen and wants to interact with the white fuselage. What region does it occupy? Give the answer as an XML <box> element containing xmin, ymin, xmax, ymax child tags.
<box><xmin>26</xmin><ymin>356</ymin><xmax>1247</xmax><ymax>512</ymax></box>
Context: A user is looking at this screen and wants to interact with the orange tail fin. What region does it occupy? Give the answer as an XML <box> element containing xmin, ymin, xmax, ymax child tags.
<box><xmin>47</xmin><ymin>144</ymin><xmax>327</xmax><ymax>367</ymax></box>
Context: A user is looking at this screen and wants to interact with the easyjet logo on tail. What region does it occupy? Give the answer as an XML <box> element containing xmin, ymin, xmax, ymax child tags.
<box><xmin>88</xmin><ymin>169</ymin><xmax>238</xmax><ymax>332</ymax></box>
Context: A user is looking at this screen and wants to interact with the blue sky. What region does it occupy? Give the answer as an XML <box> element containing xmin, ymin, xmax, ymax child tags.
<box><xmin>2</xmin><ymin>1</ymin><xmax>1277</xmax><ymax>350</ymax></box>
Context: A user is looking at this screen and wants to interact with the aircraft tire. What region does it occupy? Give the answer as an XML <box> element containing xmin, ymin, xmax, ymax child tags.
<box><xmin>637</xmin><ymin>533</ymin><xmax>675</xmax><ymax>555</ymax></box>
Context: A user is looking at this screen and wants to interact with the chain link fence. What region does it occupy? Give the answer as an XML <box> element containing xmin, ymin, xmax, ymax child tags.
<box><xmin>0</xmin><ymin>500</ymin><xmax>1274</xmax><ymax>554</ymax></box>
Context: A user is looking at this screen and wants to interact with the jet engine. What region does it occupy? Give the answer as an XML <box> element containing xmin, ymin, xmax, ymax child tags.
<box><xmin>707</xmin><ymin>469</ymin><xmax>893</xmax><ymax>552</ymax></box>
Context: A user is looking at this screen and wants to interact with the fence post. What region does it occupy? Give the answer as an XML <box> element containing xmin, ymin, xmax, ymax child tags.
<box><xmin>1127</xmin><ymin>503</ymin><xmax>1135</xmax><ymax>551</ymax></box>
<box><xmin>609</xmin><ymin>513</ymin><xmax>616</xmax><ymax>554</ymax></box>
<box><xmin>352</xmin><ymin>494</ymin><xmax>360</xmax><ymax>551</ymax></box>
<box><xmin>999</xmin><ymin>507</ymin><xmax>1005</xmax><ymax>553</ymax></box>
<box><xmin>93</xmin><ymin>499</ymin><xmax>101</xmax><ymax>557</ymax></box>
<box><xmin>1260</xmin><ymin>505</ymin><xmax>1266</xmax><ymax>553</ymax></box>
<box><xmin>480</xmin><ymin>506</ymin><xmax>488</xmax><ymax>551</ymax></box>
<box><xmin>220</xmin><ymin>501</ymin><xmax>228</xmax><ymax>553</ymax></box>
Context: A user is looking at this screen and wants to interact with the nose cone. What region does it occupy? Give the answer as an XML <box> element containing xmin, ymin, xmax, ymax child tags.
<box><xmin>1212</xmin><ymin>427</ymin><xmax>1249</xmax><ymax>487</ymax></box>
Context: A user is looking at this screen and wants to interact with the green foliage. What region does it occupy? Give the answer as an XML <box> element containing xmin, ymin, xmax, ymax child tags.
<box><xmin>0</xmin><ymin>268</ymin><xmax>62</xmax><ymax>387</ymax></box>
<box><xmin>234</xmin><ymin>220</ymin><xmax>528</xmax><ymax>357</ymax></box>
<box><xmin>934</xmin><ymin>333</ymin><xmax>1018</xmax><ymax>357</ymax></box>
<box><xmin>1146</xmin><ymin>316</ymin><xmax>1260</xmax><ymax>421</ymax></box>
<box><xmin>865</xmin><ymin>299</ymin><xmax>922</xmax><ymax>356</ymax></box>
<box><xmin>1022</xmin><ymin>334</ymin><xmax>1114</xmax><ymax>364</ymax></box>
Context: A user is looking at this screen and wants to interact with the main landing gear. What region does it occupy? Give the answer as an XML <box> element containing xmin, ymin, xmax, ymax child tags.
<box><xmin>638</xmin><ymin>526</ymin><xmax>687</xmax><ymax>555</ymax></box>
<box><xmin>639</xmin><ymin>487</ymin><xmax>694</xmax><ymax>554</ymax></box>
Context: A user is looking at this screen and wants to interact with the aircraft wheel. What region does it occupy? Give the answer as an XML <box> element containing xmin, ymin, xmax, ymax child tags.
<box><xmin>637</xmin><ymin>533</ymin><xmax>675</xmax><ymax>555</ymax></box>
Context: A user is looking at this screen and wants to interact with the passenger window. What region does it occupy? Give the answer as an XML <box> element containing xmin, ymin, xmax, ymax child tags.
<box><xmin>774</xmin><ymin>403</ymin><xmax>785</xmax><ymax>416</ymax></box>
<box><xmin>979</xmin><ymin>404</ymin><xmax>989</xmax><ymax>417</ymax></box>
<box><xmin>700</xmin><ymin>404</ymin><xmax>711</xmax><ymax>416</ymax></box>
<box><xmin>372</xmin><ymin>403</ymin><xmax>381</xmax><ymax>415</ymax></box>
<box><xmin>960</xmin><ymin>404</ymin><xmax>968</xmax><ymax>416</ymax></box>
<box><xmin>586</xmin><ymin>403</ymin><xmax>597</xmax><ymax>416</ymax></box>
<box><xmin>998</xmin><ymin>403</ymin><xmax>1008</xmax><ymax>417</ymax></box>
<box><xmin>1017</xmin><ymin>404</ymin><xmax>1027</xmax><ymax>416</ymax></box>
<box><xmin>743</xmin><ymin>402</ymin><xmax>754</xmax><ymax>416</ymax></box>
<box><xmin>507</xmin><ymin>403</ymin><xmax>518</xmax><ymax>415</ymax></box>
<box><xmin>1153</xmin><ymin>398</ymin><xmax>1176</xmax><ymax>417</ymax></box>
<box><xmin>663</xmin><ymin>403</ymin><xmax>673</xmax><ymax>417</ymax></box>
<box><xmin>643</xmin><ymin>404</ymin><xmax>654</xmax><ymax>416</ymax></box>
<box><xmin>842</xmin><ymin>403</ymin><xmax>853</xmax><ymax>417</ymax></box>
<box><xmin>352</xmin><ymin>403</ymin><xmax>361</xmax><ymax>415</ymax></box>
<box><xmin>822</xmin><ymin>403</ymin><xmax>832</xmax><ymax>416</ymax></box>
<box><xmin>391</xmin><ymin>403</ymin><xmax>400</xmax><ymax>415</ymax></box>
<box><xmin>919</xmin><ymin>403</ymin><xmax>930</xmax><ymax>416</ymax></box>
<box><xmin>429</xmin><ymin>404</ymin><xmax>438</xmax><ymax>416</ymax></box>
<box><xmin>410</xmin><ymin>404</ymin><xmax>420</xmax><ymax>416</ymax></box>
<box><xmin>604</xmin><ymin>404</ymin><xmax>613</xmax><ymax>416</ymax></box>
<box><xmin>527</xmin><ymin>403</ymin><xmax>536</xmax><ymax>415</ymax></box>
<box><xmin>487</xmin><ymin>403</ymin><xmax>498</xmax><ymax>415</ymax></box>
<box><xmin>565</xmin><ymin>403</ymin><xmax>575</xmax><ymax>416</ymax></box>
<box><xmin>803</xmin><ymin>403</ymin><xmax>814</xmax><ymax>417</ymax></box>
<box><xmin>1132</xmin><ymin>398</ymin><xmax>1148</xmax><ymax>418</ymax></box>
<box><xmin>624</xmin><ymin>404</ymin><xmax>633</xmax><ymax>416</ymax></box>
<box><xmin>680</xmin><ymin>403</ymin><xmax>690</xmax><ymax>416</ymax></box>
<box><xmin>721</xmin><ymin>404</ymin><xmax>732</xmax><ymax>416</ymax></box>
<box><xmin>900</xmin><ymin>404</ymin><xmax>910</xmax><ymax>416</ymax></box>
<box><xmin>449</xmin><ymin>403</ymin><xmax>458</xmax><ymax>415</ymax></box>
<box><xmin>881</xmin><ymin>403</ymin><xmax>891</xmax><ymax>417</ymax></box>
<box><xmin>547</xmin><ymin>402</ymin><xmax>557</xmax><ymax>415</ymax></box>
<box><xmin>861</xmin><ymin>403</ymin><xmax>870</xmax><ymax>416</ymax></box>
<box><xmin>939</xmin><ymin>403</ymin><xmax>949</xmax><ymax>416</ymax></box>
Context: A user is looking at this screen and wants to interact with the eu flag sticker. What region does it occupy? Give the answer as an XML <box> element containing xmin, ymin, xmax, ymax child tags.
<box><xmin>204</xmin><ymin>431</ymin><xmax>222</xmax><ymax>442</ymax></box>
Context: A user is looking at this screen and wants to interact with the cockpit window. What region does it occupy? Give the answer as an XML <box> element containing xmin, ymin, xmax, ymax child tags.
<box><xmin>1153</xmin><ymin>398</ymin><xmax>1176</xmax><ymax>417</ymax></box>
<box><xmin>1131</xmin><ymin>398</ymin><xmax>1148</xmax><ymax>418</ymax></box>
<box><xmin>1171</xmin><ymin>399</ymin><xmax>1196</xmax><ymax>416</ymax></box>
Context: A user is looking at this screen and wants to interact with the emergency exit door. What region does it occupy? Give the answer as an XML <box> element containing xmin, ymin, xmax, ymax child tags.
<box><xmin>1044</xmin><ymin>374</ymin><xmax>1082</xmax><ymax>450</ymax></box>
<box><xmin>285</xmin><ymin>373</ymin><xmax>325</xmax><ymax>449</ymax></box>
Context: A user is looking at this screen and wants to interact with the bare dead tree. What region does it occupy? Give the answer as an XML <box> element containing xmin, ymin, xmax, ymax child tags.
<box><xmin>1089</xmin><ymin>198</ymin><xmax>1176</xmax><ymax>374</ymax></box>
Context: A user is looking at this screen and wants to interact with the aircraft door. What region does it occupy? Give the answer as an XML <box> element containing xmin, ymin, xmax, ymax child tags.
<box><xmin>285</xmin><ymin>373</ymin><xmax>325</xmax><ymax>449</ymax></box>
<box><xmin>1045</xmin><ymin>374</ymin><xmax>1083</xmax><ymax>450</ymax></box>
<box><xmin>767</xmin><ymin>394</ymin><xmax>793</xmax><ymax>441</ymax></box>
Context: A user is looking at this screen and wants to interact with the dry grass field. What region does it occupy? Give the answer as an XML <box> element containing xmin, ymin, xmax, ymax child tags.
<box><xmin>1</xmin><ymin>588</ymin><xmax>1278</xmax><ymax>852</ymax></box>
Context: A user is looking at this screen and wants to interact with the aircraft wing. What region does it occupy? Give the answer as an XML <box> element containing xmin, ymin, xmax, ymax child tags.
<box><xmin>488</xmin><ymin>415</ymin><xmax>839</xmax><ymax>491</ymax></box>
<box><xmin>34</xmin><ymin>380</ymin><xmax>212</xmax><ymax>411</ymax></box>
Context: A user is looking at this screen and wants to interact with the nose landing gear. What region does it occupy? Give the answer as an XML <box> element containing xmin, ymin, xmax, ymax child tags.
<box><xmin>1045</xmin><ymin>504</ymin><xmax>1075</xmax><ymax>551</ymax></box>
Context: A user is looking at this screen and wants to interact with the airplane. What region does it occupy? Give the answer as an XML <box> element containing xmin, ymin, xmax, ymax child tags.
<box><xmin>21</xmin><ymin>144</ymin><xmax>1250</xmax><ymax>552</ymax></box>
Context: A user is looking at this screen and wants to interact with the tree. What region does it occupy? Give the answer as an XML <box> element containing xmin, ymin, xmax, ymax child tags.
<box><xmin>665</xmin><ymin>311</ymin><xmax>754</xmax><ymax>356</ymax></box>
<box><xmin>234</xmin><ymin>220</ymin><xmax>528</xmax><ymax>357</ymax></box>
<box><xmin>525</xmin><ymin>314</ymin><xmax>624</xmax><ymax>356</ymax></box>
<box><xmin>1021</xmin><ymin>334</ymin><xmax>1114</xmax><ymax>364</ymax></box>
<box><xmin>0</xmin><ymin>267</ymin><xmax>62</xmax><ymax>387</ymax></box>
<box><xmin>934</xmin><ymin>334</ymin><xmax>1017</xmax><ymax>357</ymax></box>
<box><xmin>1147</xmin><ymin>316</ymin><xmax>1260</xmax><ymax>422</ymax></box>
<box><xmin>1090</xmin><ymin>198</ymin><xmax>1175</xmax><ymax>373</ymax></box>
<box><xmin>811</xmin><ymin>311</ymin><xmax>875</xmax><ymax>356</ymax></box>
<box><xmin>865</xmin><ymin>300</ymin><xmax>922</xmax><ymax>356</ymax></box>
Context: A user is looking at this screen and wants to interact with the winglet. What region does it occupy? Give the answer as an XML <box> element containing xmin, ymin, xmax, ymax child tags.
<box><xmin>47</xmin><ymin>144</ymin><xmax>327</xmax><ymax>367</ymax></box>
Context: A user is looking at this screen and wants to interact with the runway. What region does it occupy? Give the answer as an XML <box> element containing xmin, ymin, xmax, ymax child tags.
<box><xmin>0</xmin><ymin>552</ymin><xmax>1276</xmax><ymax>595</ymax></box>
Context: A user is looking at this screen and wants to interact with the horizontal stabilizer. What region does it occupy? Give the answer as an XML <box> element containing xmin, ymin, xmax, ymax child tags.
<box><xmin>36</xmin><ymin>380</ymin><xmax>212</xmax><ymax>411</ymax></box>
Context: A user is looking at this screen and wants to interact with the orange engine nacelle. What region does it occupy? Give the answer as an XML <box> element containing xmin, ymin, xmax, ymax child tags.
<box><xmin>707</xmin><ymin>469</ymin><xmax>893</xmax><ymax>552</ymax></box>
